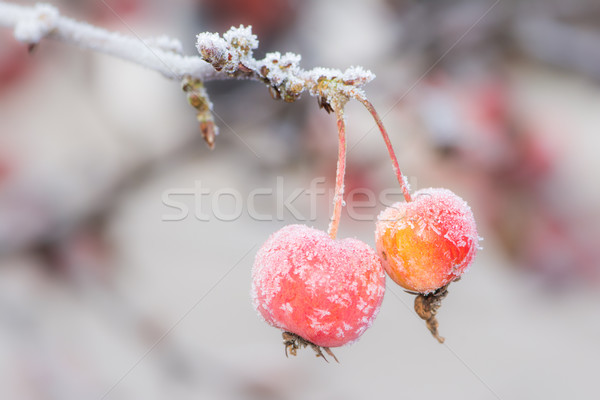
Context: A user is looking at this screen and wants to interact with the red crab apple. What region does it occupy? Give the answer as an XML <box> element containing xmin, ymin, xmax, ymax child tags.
<box><xmin>375</xmin><ymin>188</ymin><xmax>479</xmax><ymax>294</ymax></box>
<box><xmin>252</xmin><ymin>224</ymin><xmax>385</xmax><ymax>356</ymax></box>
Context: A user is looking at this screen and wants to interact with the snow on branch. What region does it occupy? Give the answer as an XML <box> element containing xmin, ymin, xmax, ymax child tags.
<box><xmin>0</xmin><ymin>2</ymin><xmax>221</xmax><ymax>80</ymax></box>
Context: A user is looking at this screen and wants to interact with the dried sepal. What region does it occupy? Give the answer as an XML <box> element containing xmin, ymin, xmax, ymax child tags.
<box><xmin>317</xmin><ymin>96</ymin><xmax>333</xmax><ymax>114</ymax></box>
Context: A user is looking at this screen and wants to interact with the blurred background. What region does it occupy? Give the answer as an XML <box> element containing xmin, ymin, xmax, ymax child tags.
<box><xmin>1</xmin><ymin>0</ymin><xmax>599</xmax><ymax>399</ymax></box>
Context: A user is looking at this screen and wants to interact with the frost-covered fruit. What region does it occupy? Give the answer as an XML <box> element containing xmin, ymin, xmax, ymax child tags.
<box><xmin>252</xmin><ymin>224</ymin><xmax>385</xmax><ymax>348</ymax></box>
<box><xmin>375</xmin><ymin>188</ymin><xmax>478</xmax><ymax>294</ymax></box>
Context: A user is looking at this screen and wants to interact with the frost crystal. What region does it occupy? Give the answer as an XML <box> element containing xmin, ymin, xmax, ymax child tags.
<box><xmin>147</xmin><ymin>35</ymin><xmax>183</xmax><ymax>54</ymax></box>
<box><xmin>314</xmin><ymin>308</ymin><xmax>331</xmax><ymax>318</ymax></box>
<box><xmin>223</xmin><ymin>25</ymin><xmax>258</xmax><ymax>55</ymax></box>
<box><xmin>259</xmin><ymin>51</ymin><xmax>304</xmax><ymax>98</ymax></box>
<box><xmin>280</xmin><ymin>52</ymin><xmax>302</xmax><ymax>69</ymax></box>
<box><xmin>402</xmin><ymin>175</ymin><xmax>411</xmax><ymax>193</ymax></box>
<box><xmin>305</xmin><ymin>67</ymin><xmax>343</xmax><ymax>82</ymax></box>
<box><xmin>340</xmin><ymin>66</ymin><xmax>375</xmax><ymax>85</ymax></box>
<box><xmin>196</xmin><ymin>32</ymin><xmax>238</xmax><ymax>73</ymax></box>
<box><xmin>280</xmin><ymin>302</ymin><xmax>293</xmax><ymax>313</ymax></box>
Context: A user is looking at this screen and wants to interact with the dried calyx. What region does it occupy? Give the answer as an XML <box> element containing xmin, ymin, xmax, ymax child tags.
<box><xmin>412</xmin><ymin>284</ymin><xmax>450</xmax><ymax>343</ymax></box>
<box><xmin>282</xmin><ymin>332</ymin><xmax>339</xmax><ymax>363</ymax></box>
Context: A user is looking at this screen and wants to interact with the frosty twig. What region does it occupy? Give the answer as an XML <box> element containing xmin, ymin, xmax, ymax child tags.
<box><xmin>0</xmin><ymin>2</ymin><xmax>220</xmax><ymax>81</ymax></box>
<box><xmin>0</xmin><ymin>2</ymin><xmax>376</xmax><ymax>105</ymax></box>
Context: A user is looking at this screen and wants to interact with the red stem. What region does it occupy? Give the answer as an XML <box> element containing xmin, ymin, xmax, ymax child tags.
<box><xmin>357</xmin><ymin>96</ymin><xmax>412</xmax><ymax>203</ymax></box>
<box><xmin>328</xmin><ymin>107</ymin><xmax>347</xmax><ymax>239</ymax></box>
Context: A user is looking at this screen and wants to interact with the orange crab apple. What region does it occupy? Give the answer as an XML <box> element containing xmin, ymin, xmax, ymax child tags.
<box><xmin>375</xmin><ymin>188</ymin><xmax>479</xmax><ymax>294</ymax></box>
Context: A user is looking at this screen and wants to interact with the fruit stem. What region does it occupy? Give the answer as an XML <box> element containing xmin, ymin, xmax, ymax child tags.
<box><xmin>356</xmin><ymin>96</ymin><xmax>412</xmax><ymax>203</ymax></box>
<box><xmin>328</xmin><ymin>105</ymin><xmax>347</xmax><ymax>240</ymax></box>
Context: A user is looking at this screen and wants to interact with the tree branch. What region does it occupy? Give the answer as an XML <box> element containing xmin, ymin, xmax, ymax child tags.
<box><xmin>0</xmin><ymin>2</ymin><xmax>376</xmax><ymax>101</ymax></box>
<box><xmin>0</xmin><ymin>1</ymin><xmax>381</xmax><ymax>151</ymax></box>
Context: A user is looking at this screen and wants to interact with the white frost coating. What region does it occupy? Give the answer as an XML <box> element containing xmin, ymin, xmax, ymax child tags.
<box><xmin>477</xmin><ymin>236</ymin><xmax>485</xmax><ymax>250</ymax></box>
<box><xmin>348</xmin><ymin>280</ymin><xmax>358</xmax><ymax>294</ymax></box>
<box><xmin>280</xmin><ymin>52</ymin><xmax>302</xmax><ymax>67</ymax></box>
<box><xmin>280</xmin><ymin>302</ymin><xmax>293</xmax><ymax>313</ymax></box>
<box><xmin>303</xmin><ymin>66</ymin><xmax>375</xmax><ymax>100</ymax></box>
<box><xmin>260</xmin><ymin>51</ymin><xmax>303</xmax><ymax>89</ymax></box>
<box><xmin>340</xmin><ymin>66</ymin><xmax>375</xmax><ymax>84</ymax></box>
<box><xmin>307</xmin><ymin>315</ymin><xmax>334</xmax><ymax>334</ymax></box>
<box><xmin>196</xmin><ymin>32</ymin><xmax>228</xmax><ymax>52</ymax></box>
<box><xmin>355</xmin><ymin>325</ymin><xmax>368</xmax><ymax>336</ymax></box>
<box><xmin>295</xmin><ymin>263</ymin><xmax>309</xmax><ymax>279</ymax></box>
<box><xmin>402</xmin><ymin>175</ymin><xmax>411</xmax><ymax>194</ymax></box>
<box><xmin>195</xmin><ymin>31</ymin><xmax>238</xmax><ymax>71</ymax></box>
<box><xmin>366</xmin><ymin>282</ymin><xmax>381</xmax><ymax>297</ymax></box>
<box><xmin>13</xmin><ymin>3</ymin><xmax>58</xmax><ymax>44</ymax></box>
<box><xmin>223</xmin><ymin>24</ymin><xmax>259</xmax><ymax>53</ymax></box>
<box><xmin>305</xmin><ymin>67</ymin><xmax>344</xmax><ymax>81</ymax></box>
<box><xmin>146</xmin><ymin>35</ymin><xmax>183</xmax><ymax>55</ymax></box>
<box><xmin>196</xmin><ymin>25</ymin><xmax>259</xmax><ymax>73</ymax></box>
<box><xmin>356</xmin><ymin>297</ymin><xmax>367</xmax><ymax>311</ymax></box>
<box><xmin>256</xmin><ymin>269</ymin><xmax>283</xmax><ymax>306</ymax></box>
<box><xmin>325</xmin><ymin>292</ymin><xmax>352</xmax><ymax>307</ymax></box>
<box><xmin>314</xmin><ymin>308</ymin><xmax>331</xmax><ymax>318</ymax></box>
<box><xmin>262</xmin><ymin>51</ymin><xmax>281</xmax><ymax>64</ymax></box>
<box><xmin>286</xmin><ymin>74</ymin><xmax>304</xmax><ymax>89</ymax></box>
